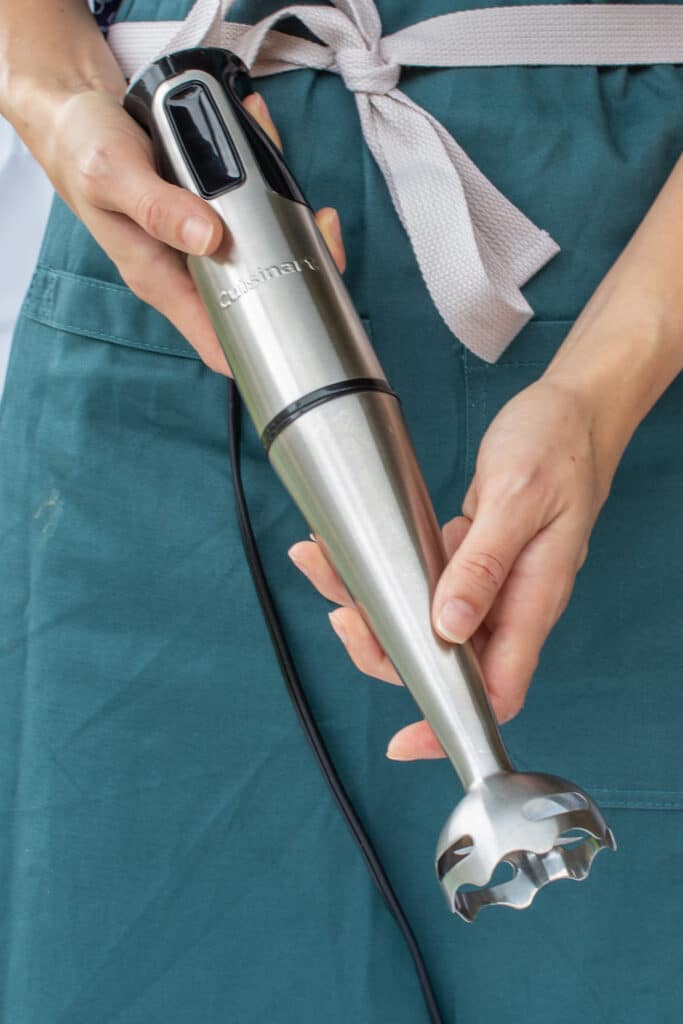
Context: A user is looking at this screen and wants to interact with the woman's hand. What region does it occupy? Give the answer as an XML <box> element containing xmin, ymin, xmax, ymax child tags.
<box><xmin>0</xmin><ymin>0</ymin><xmax>344</xmax><ymax>370</ymax></box>
<box><xmin>288</xmin><ymin>374</ymin><xmax>616</xmax><ymax>761</ymax></box>
<box><xmin>287</xmin><ymin>149</ymin><xmax>683</xmax><ymax>764</ymax></box>
<box><xmin>32</xmin><ymin>87</ymin><xmax>346</xmax><ymax>374</ymax></box>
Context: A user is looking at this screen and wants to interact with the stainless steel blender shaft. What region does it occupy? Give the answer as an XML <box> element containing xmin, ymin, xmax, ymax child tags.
<box><xmin>267</xmin><ymin>388</ymin><xmax>513</xmax><ymax>789</ymax></box>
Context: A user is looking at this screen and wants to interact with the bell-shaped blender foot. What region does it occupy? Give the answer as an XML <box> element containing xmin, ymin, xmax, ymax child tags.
<box><xmin>435</xmin><ymin>772</ymin><xmax>617</xmax><ymax>922</ymax></box>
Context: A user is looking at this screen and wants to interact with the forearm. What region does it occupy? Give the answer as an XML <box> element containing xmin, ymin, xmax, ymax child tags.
<box><xmin>0</xmin><ymin>0</ymin><xmax>125</xmax><ymax>153</ymax></box>
<box><xmin>544</xmin><ymin>151</ymin><xmax>683</xmax><ymax>481</ymax></box>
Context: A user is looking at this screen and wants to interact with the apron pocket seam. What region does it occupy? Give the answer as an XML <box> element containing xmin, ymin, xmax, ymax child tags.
<box><xmin>22</xmin><ymin>264</ymin><xmax>201</xmax><ymax>360</ymax></box>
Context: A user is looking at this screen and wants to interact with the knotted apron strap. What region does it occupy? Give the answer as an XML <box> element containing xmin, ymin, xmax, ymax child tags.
<box><xmin>108</xmin><ymin>1</ymin><xmax>683</xmax><ymax>362</ymax></box>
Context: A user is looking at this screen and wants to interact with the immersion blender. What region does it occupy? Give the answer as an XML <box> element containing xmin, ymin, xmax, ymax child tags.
<box><xmin>124</xmin><ymin>47</ymin><xmax>616</xmax><ymax>922</ymax></box>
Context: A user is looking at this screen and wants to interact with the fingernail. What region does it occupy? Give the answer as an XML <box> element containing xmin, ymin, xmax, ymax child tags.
<box><xmin>287</xmin><ymin>547</ymin><xmax>310</xmax><ymax>578</ymax></box>
<box><xmin>254</xmin><ymin>94</ymin><xmax>274</xmax><ymax>124</ymax></box>
<box><xmin>436</xmin><ymin>598</ymin><xmax>477</xmax><ymax>643</ymax></box>
<box><xmin>385</xmin><ymin>736</ymin><xmax>413</xmax><ymax>761</ymax></box>
<box><xmin>500</xmin><ymin>704</ymin><xmax>524</xmax><ymax>725</ymax></box>
<box><xmin>327</xmin><ymin>209</ymin><xmax>342</xmax><ymax>246</ymax></box>
<box><xmin>181</xmin><ymin>215</ymin><xmax>214</xmax><ymax>255</ymax></box>
<box><xmin>252</xmin><ymin>93</ymin><xmax>282</xmax><ymax>145</ymax></box>
<box><xmin>328</xmin><ymin>610</ymin><xmax>348</xmax><ymax>645</ymax></box>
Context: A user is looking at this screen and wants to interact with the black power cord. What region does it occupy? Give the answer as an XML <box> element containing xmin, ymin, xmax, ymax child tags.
<box><xmin>227</xmin><ymin>378</ymin><xmax>446</xmax><ymax>1024</ymax></box>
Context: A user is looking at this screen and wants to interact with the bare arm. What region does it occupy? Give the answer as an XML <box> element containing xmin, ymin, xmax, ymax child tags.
<box><xmin>0</xmin><ymin>0</ymin><xmax>127</xmax><ymax>137</ymax></box>
<box><xmin>544</xmin><ymin>151</ymin><xmax>683</xmax><ymax>480</ymax></box>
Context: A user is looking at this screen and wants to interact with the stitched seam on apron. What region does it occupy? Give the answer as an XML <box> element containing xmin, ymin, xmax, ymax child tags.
<box><xmin>23</xmin><ymin>265</ymin><xmax>201</xmax><ymax>359</ymax></box>
<box><xmin>23</xmin><ymin>263</ymin><xmax>374</xmax><ymax>360</ymax></box>
<box><xmin>463</xmin><ymin>347</ymin><xmax>472</xmax><ymax>492</ymax></box>
<box><xmin>21</xmin><ymin>310</ymin><xmax>200</xmax><ymax>358</ymax></box>
<box><xmin>24</xmin><ymin>266</ymin><xmax>56</xmax><ymax>324</ymax></box>
<box><xmin>467</xmin><ymin>361</ymin><xmax>550</xmax><ymax>369</ymax></box>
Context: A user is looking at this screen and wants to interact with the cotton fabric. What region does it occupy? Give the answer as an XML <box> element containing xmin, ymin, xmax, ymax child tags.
<box><xmin>1</xmin><ymin>1</ymin><xmax>682</xmax><ymax>1020</ymax></box>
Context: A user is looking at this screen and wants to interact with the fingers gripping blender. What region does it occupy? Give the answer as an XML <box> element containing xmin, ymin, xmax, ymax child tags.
<box><xmin>124</xmin><ymin>48</ymin><xmax>616</xmax><ymax>923</ymax></box>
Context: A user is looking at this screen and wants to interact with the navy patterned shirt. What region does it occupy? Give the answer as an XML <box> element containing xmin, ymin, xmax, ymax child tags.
<box><xmin>91</xmin><ymin>0</ymin><xmax>123</xmax><ymax>36</ymax></box>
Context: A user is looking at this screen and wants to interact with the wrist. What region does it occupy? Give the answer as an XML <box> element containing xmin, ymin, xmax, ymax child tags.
<box><xmin>543</xmin><ymin>292</ymin><xmax>681</xmax><ymax>491</ymax></box>
<box><xmin>4</xmin><ymin>77</ymin><xmax>122</xmax><ymax>194</ymax></box>
<box><xmin>0</xmin><ymin>1</ymin><xmax>126</xmax><ymax>144</ymax></box>
<box><xmin>543</xmin><ymin>149</ymin><xmax>683</xmax><ymax>490</ymax></box>
<box><xmin>6</xmin><ymin>66</ymin><xmax>125</xmax><ymax>129</ymax></box>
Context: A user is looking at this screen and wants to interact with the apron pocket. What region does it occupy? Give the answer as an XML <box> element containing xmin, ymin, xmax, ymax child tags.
<box><xmin>19</xmin><ymin>264</ymin><xmax>683</xmax><ymax>807</ymax></box>
<box><xmin>21</xmin><ymin>264</ymin><xmax>200</xmax><ymax>361</ymax></box>
<box><xmin>21</xmin><ymin>263</ymin><xmax>374</xmax><ymax>361</ymax></box>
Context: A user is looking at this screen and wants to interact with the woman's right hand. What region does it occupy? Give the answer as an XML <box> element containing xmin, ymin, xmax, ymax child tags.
<box><xmin>33</xmin><ymin>86</ymin><xmax>346</xmax><ymax>374</ymax></box>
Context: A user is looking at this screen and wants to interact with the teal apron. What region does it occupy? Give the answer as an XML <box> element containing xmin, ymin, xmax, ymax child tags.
<box><xmin>1</xmin><ymin>1</ymin><xmax>682</xmax><ymax>1020</ymax></box>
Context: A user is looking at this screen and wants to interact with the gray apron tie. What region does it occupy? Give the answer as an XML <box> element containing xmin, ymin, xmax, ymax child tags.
<box><xmin>108</xmin><ymin>0</ymin><xmax>683</xmax><ymax>362</ymax></box>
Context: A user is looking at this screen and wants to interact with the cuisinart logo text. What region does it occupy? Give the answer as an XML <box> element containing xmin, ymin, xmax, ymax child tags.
<box><xmin>218</xmin><ymin>257</ymin><xmax>319</xmax><ymax>309</ymax></box>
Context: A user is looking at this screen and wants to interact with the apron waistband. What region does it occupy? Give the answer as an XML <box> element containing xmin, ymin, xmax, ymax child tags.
<box><xmin>107</xmin><ymin>1</ymin><xmax>683</xmax><ymax>362</ymax></box>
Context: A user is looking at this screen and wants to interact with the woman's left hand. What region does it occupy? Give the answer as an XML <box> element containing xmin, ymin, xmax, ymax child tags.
<box><xmin>287</xmin><ymin>373</ymin><xmax>618</xmax><ymax>761</ymax></box>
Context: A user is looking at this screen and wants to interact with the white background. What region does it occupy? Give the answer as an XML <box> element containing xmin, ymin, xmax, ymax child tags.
<box><xmin>0</xmin><ymin>117</ymin><xmax>54</xmax><ymax>396</ymax></box>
